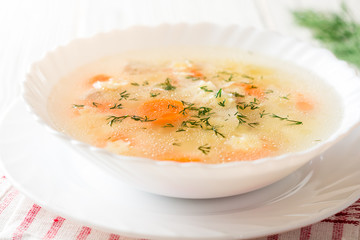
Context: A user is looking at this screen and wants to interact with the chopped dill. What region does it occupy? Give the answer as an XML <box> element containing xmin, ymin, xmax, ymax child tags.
<box><xmin>110</xmin><ymin>103</ymin><xmax>123</xmax><ymax>109</ymax></box>
<box><xmin>232</xmin><ymin>92</ymin><xmax>245</xmax><ymax>98</ymax></box>
<box><xmin>130</xmin><ymin>115</ymin><xmax>156</xmax><ymax>122</ymax></box>
<box><xmin>259</xmin><ymin>110</ymin><xmax>269</xmax><ymax>118</ymax></box>
<box><xmin>163</xmin><ymin>123</ymin><xmax>175</xmax><ymax>128</ymax></box>
<box><xmin>186</xmin><ymin>75</ymin><xmax>201</xmax><ymax>81</ymax></box>
<box><xmin>200</xmin><ymin>86</ymin><xmax>213</xmax><ymax>92</ymax></box>
<box><xmin>197</xmin><ymin>107</ymin><xmax>212</xmax><ymax>116</ymax></box>
<box><xmin>218</xmin><ymin>99</ymin><xmax>226</xmax><ymax>107</ymax></box>
<box><xmin>92</xmin><ymin>102</ymin><xmax>100</xmax><ymax>107</ymax></box>
<box><xmin>168</xmin><ymin>104</ymin><xmax>178</xmax><ymax>109</ymax></box>
<box><xmin>150</xmin><ymin>92</ymin><xmax>160</xmax><ymax>98</ymax></box>
<box><xmin>280</xmin><ymin>94</ymin><xmax>290</xmax><ymax>100</ymax></box>
<box><xmin>271</xmin><ymin>114</ymin><xmax>303</xmax><ymax>125</ymax></box>
<box><xmin>159</xmin><ymin>78</ymin><xmax>176</xmax><ymax>91</ymax></box>
<box><xmin>241</xmin><ymin>74</ymin><xmax>254</xmax><ymax>80</ymax></box>
<box><xmin>212</xmin><ymin>127</ymin><xmax>225</xmax><ymax>138</ymax></box>
<box><xmin>107</xmin><ymin>115</ymin><xmax>129</xmax><ymax>126</ymax></box>
<box><xmin>119</xmin><ymin>90</ymin><xmax>130</xmax><ymax>100</ymax></box>
<box><xmin>72</xmin><ymin>104</ymin><xmax>85</xmax><ymax>108</ymax></box>
<box><xmin>215</xmin><ymin>88</ymin><xmax>222</xmax><ymax>98</ymax></box>
<box><xmin>198</xmin><ymin>144</ymin><xmax>211</xmax><ymax>155</ymax></box>
<box><xmin>236</xmin><ymin>112</ymin><xmax>248</xmax><ymax>124</ymax></box>
<box><xmin>131</xmin><ymin>82</ymin><xmax>140</xmax><ymax>86</ymax></box>
<box><xmin>248</xmin><ymin>122</ymin><xmax>260</xmax><ymax>128</ymax></box>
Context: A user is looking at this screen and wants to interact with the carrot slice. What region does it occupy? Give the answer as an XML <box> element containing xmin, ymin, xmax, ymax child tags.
<box><xmin>188</xmin><ymin>68</ymin><xmax>204</xmax><ymax>78</ymax></box>
<box><xmin>296</xmin><ymin>94</ymin><xmax>314</xmax><ymax>112</ymax></box>
<box><xmin>138</xmin><ymin>99</ymin><xmax>186</xmax><ymax>124</ymax></box>
<box><xmin>89</xmin><ymin>74</ymin><xmax>112</xmax><ymax>85</ymax></box>
<box><xmin>240</xmin><ymin>83</ymin><xmax>264</xmax><ymax>98</ymax></box>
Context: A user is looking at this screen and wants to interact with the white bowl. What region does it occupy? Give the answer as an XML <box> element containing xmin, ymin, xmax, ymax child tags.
<box><xmin>23</xmin><ymin>23</ymin><xmax>360</xmax><ymax>199</ymax></box>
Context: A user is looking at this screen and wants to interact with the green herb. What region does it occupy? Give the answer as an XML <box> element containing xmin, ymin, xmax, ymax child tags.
<box><xmin>271</xmin><ymin>114</ymin><xmax>303</xmax><ymax>125</ymax></box>
<box><xmin>280</xmin><ymin>94</ymin><xmax>290</xmax><ymax>100</ymax></box>
<box><xmin>130</xmin><ymin>115</ymin><xmax>156</xmax><ymax>122</ymax></box>
<box><xmin>72</xmin><ymin>104</ymin><xmax>85</xmax><ymax>108</ymax></box>
<box><xmin>131</xmin><ymin>82</ymin><xmax>140</xmax><ymax>86</ymax></box>
<box><xmin>92</xmin><ymin>102</ymin><xmax>100</xmax><ymax>107</ymax></box>
<box><xmin>241</xmin><ymin>74</ymin><xmax>254</xmax><ymax>80</ymax></box>
<box><xmin>265</xmin><ymin>89</ymin><xmax>274</xmax><ymax>94</ymax></box>
<box><xmin>249</xmin><ymin>85</ymin><xmax>258</xmax><ymax>89</ymax></box>
<box><xmin>259</xmin><ymin>110</ymin><xmax>269</xmax><ymax>118</ymax></box>
<box><xmin>232</xmin><ymin>92</ymin><xmax>245</xmax><ymax>98</ymax></box>
<box><xmin>168</xmin><ymin>104</ymin><xmax>178</xmax><ymax>109</ymax></box>
<box><xmin>173</xmin><ymin>142</ymin><xmax>181</xmax><ymax>146</ymax></box>
<box><xmin>179</xmin><ymin>101</ymin><xmax>198</xmax><ymax>115</ymax></box>
<box><xmin>142</xmin><ymin>81</ymin><xmax>149</xmax><ymax>86</ymax></box>
<box><xmin>150</xmin><ymin>92</ymin><xmax>160</xmax><ymax>98</ymax></box>
<box><xmin>236</xmin><ymin>112</ymin><xmax>248</xmax><ymax>124</ymax></box>
<box><xmin>163</xmin><ymin>123</ymin><xmax>174</xmax><ymax>128</ymax></box>
<box><xmin>293</xmin><ymin>3</ymin><xmax>360</xmax><ymax>67</ymax></box>
<box><xmin>218</xmin><ymin>99</ymin><xmax>226</xmax><ymax>107</ymax></box>
<box><xmin>200</xmin><ymin>86</ymin><xmax>213</xmax><ymax>92</ymax></box>
<box><xmin>198</xmin><ymin>144</ymin><xmax>211</xmax><ymax>155</ymax></box>
<box><xmin>181</xmin><ymin>119</ymin><xmax>201</xmax><ymax>128</ymax></box>
<box><xmin>110</xmin><ymin>103</ymin><xmax>123</xmax><ymax>109</ymax></box>
<box><xmin>107</xmin><ymin>115</ymin><xmax>129</xmax><ymax>126</ymax></box>
<box><xmin>199</xmin><ymin>117</ymin><xmax>211</xmax><ymax>126</ymax></box>
<box><xmin>119</xmin><ymin>90</ymin><xmax>130</xmax><ymax>100</ymax></box>
<box><xmin>186</xmin><ymin>75</ymin><xmax>201</xmax><ymax>81</ymax></box>
<box><xmin>197</xmin><ymin>107</ymin><xmax>212</xmax><ymax>116</ymax></box>
<box><xmin>248</xmin><ymin>122</ymin><xmax>260</xmax><ymax>128</ymax></box>
<box><xmin>159</xmin><ymin>78</ymin><xmax>176</xmax><ymax>91</ymax></box>
<box><xmin>176</xmin><ymin>128</ymin><xmax>186</xmax><ymax>132</ymax></box>
<box><xmin>212</xmin><ymin>126</ymin><xmax>225</xmax><ymax>138</ymax></box>
<box><xmin>250</xmin><ymin>98</ymin><xmax>260</xmax><ymax>110</ymax></box>
<box><xmin>215</xmin><ymin>88</ymin><xmax>222</xmax><ymax>98</ymax></box>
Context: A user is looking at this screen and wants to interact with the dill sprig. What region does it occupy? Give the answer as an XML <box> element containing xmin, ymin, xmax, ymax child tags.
<box><xmin>198</xmin><ymin>144</ymin><xmax>211</xmax><ymax>155</ymax></box>
<box><xmin>271</xmin><ymin>114</ymin><xmax>303</xmax><ymax>125</ymax></box>
<box><xmin>200</xmin><ymin>86</ymin><xmax>213</xmax><ymax>92</ymax></box>
<box><xmin>159</xmin><ymin>78</ymin><xmax>176</xmax><ymax>91</ymax></box>
<box><xmin>73</xmin><ymin>104</ymin><xmax>84</xmax><ymax>108</ymax></box>
<box><xmin>109</xmin><ymin>103</ymin><xmax>123</xmax><ymax>109</ymax></box>
<box><xmin>119</xmin><ymin>90</ymin><xmax>130</xmax><ymax>100</ymax></box>
<box><xmin>150</xmin><ymin>92</ymin><xmax>160</xmax><ymax>98</ymax></box>
<box><xmin>215</xmin><ymin>88</ymin><xmax>222</xmax><ymax>98</ymax></box>
<box><xmin>107</xmin><ymin>115</ymin><xmax>129</xmax><ymax>126</ymax></box>
<box><xmin>293</xmin><ymin>3</ymin><xmax>360</xmax><ymax>67</ymax></box>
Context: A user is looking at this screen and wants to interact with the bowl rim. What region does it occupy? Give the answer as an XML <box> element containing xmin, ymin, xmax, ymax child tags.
<box><xmin>22</xmin><ymin>22</ymin><xmax>360</xmax><ymax>169</ymax></box>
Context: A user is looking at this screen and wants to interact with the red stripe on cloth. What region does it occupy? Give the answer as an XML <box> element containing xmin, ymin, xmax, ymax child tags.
<box><xmin>0</xmin><ymin>176</ymin><xmax>6</xmax><ymax>184</ymax></box>
<box><xmin>267</xmin><ymin>234</ymin><xmax>278</xmax><ymax>240</ymax></box>
<box><xmin>108</xmin><ymin>234</ymin><xmax>120</xmax><ymax>240</ymax></box>
<box><xmin>12</xmin><ymin>204</ymin><xmax>42</xmax><ymax>240</ymax></box>
<box><xmin>0</xmin><ymin>189</ymin><xmax>18</xmax><ymax>215</ymax></box>
<box><xmin>300</xmin><ymin>225</ymin><xmax>312</xmax><ymax>240</ymax></box>
<box><xmin>76</xmin><ymin>226</ymin><xmax>91</xmax><ymax>240</ymax></box>
<box><xmin>332</xmin><ymin>222</ymin><xmax>344</xmax><ymax>240</ymax></box>
<box><xmin>43</xmin><ymin>216</ymin><xmax>66</xmax><ymax>240</ymax></box>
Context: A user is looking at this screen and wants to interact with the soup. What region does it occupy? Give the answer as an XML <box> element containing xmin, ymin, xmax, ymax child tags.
<box><xmin>48</xmin><ymin>48</ymin><xmax>342</xmax><ymax>164</ymax></box>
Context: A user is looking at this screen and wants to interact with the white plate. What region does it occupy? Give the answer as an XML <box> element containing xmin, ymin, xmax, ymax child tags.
<box><xmin>1</xmin><ymin>99</ymin><xmax>360</xmax><ymax>240</ymax></box>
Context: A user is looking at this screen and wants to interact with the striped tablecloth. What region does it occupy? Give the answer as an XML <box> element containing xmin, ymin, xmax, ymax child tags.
<box><xmin>0</xmin><ymin>174</ymin><xmax>359</xmax><ymax>239</ymax></box>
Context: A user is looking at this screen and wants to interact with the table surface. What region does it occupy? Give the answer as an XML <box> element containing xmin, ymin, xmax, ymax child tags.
<box><xmin>0</xmin><ymin>0</ymin><xmax>360</xmax><ymax>239</ymax></box>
